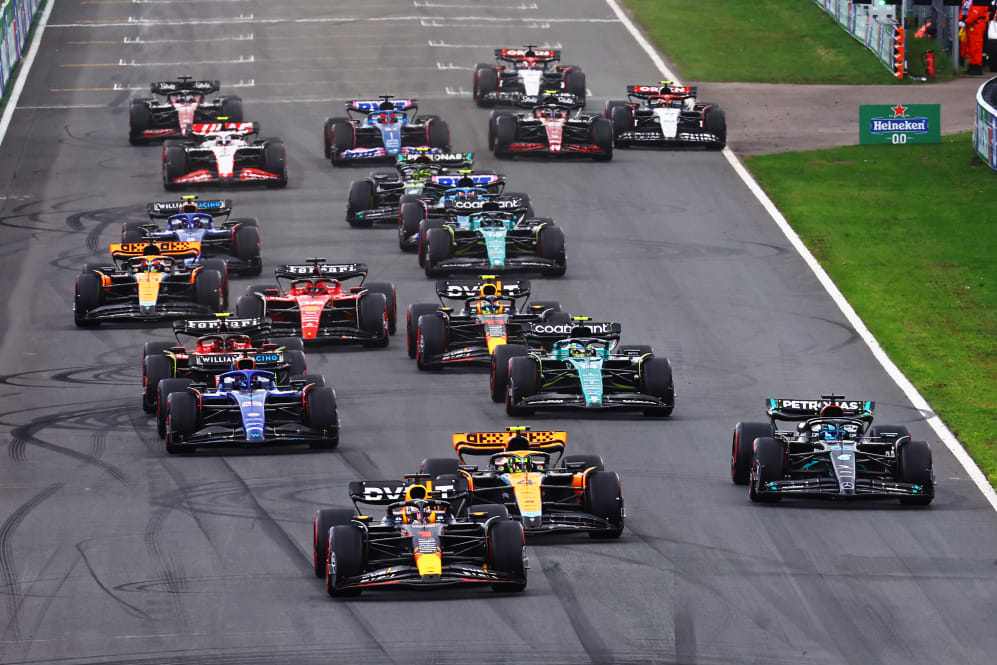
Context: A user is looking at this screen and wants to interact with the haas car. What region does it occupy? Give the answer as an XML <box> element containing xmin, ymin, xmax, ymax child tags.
<box><xmin>324</xmin><ymin>96</ymin><xmax>451</xmax><ymax>166</ymax></box>
<box><xmin>163</xmin><ymin>122</ymin><xmax>287</xmax><ymax>190</ymax></box>
<box><xmin>605</xmin><ymin>83</ymin><xmax>726</xmax><ymax>150</ymax></box>
<box><xmin>406</xmin><ymin>276</ymin><xmax>567</xmax><ymax>370</ymax></box>
<box><xmin>730</xmin><ymin>396</ymin><xmax>933</xmax><ymax>505</ymax></box>
<box><xmin>313</xmin><ymin>478</ymin><xmax>527</xmax><ymax>596</ymax></box>
<box><xmin>489</xmin><ymin>96</ymin><xmax>612</xmax><ymax>160</ymax></box>
<box><xmin>74</xmin><ymin>242</ymin><xmax>225</xmax><ymax>327</ymax></box>
<box><xmin>420</xmin><ymin>428</ymin><xmax>624</xmax><ymax>539</ymax></box>
<box><xmin>235</xmin><ymin>259</ymin><xmax>395</xmax><ymax>347</ymax></box>
<box><xmin>129</xmin><ymin>76</ymin><xmax>244</xmax><ymax>144</ymax></box>
<box><xmin>123</xmin><ymin>197</ymin><xmax>261</xmax><ymax>276</ymax></box>
<box><xmin>473</xmin><ymin>47</ymin><xmax>586</xmax><ymax>108</ymax></box>
<box><xmin>163</xmin><ymin>364</ymin><xmax>337</xmax><ymax>454</ymax></box>
<box><xmin>502</xmin><ymin>320</ymin><xmax>675</xmax><ymax>417</ymax></box>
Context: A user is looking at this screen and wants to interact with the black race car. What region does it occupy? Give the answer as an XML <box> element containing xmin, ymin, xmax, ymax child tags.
<box><xmin>473</xmin><ymin>47</ymin><xmax>586</xmax><ymax>108</ymax></box>
<box><xmin>324</xmin><ymin>96</ymin><xmax>451</xmax><ymax>166</ymax></box>
<box><xmin>163</xmin><ymin>122</ymin><xmax>287</xmax><ymax>189</ymax></box>
<box><xmin>730</xmin><ymin>396</ymin><xmax>933</xmax><ymax>505</ymax></box>
<box><xmin>604</xmin><ymin>83</ymin><xmax>726</xmax><ymax>149</ymax></box>
<box><xmin>129</xmin><ymin>76</ymin><xmax>243</xmax><ymax>144</ymax></box>
<box><xmin>489</xmin><ymin>96</ymin><xmax>612</xmax><ymax>160</ymax></box>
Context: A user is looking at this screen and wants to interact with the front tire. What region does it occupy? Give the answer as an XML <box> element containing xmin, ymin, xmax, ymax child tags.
<box><xmin>313</xmin><ymin>508</ymin><xmax>355</xmax><ymax>577</ymax></box>
<box><xmin>488</xmin><ymin>520</ymin><xmax>527</xmax><ymax>592</ymax></box>
<box><xmin>306</xmin><ymin>387</ymin><xmax>339</xmax><ymax>449</ymax></box>
<box><xmin>506</xmin><ymin>356</ymin><xmax>538</xmax><ymax>416</ymax></box>
<box><xmin>325</xmin><ymin>525</ymin><xmax>364</xmax><ymax>597</ymax></box>
<box><xmin>731</xmin><ymin>421</ymin><xmax>775</xmax><ymax>485</ymax></box>
<box><xmin>491</xmin><ymin>344</ymin><xmax>528</xmax><ymax>402</ymax></box>
<box><xmin>416</xmin><ymin>313</ymin><xmax>448</xmax><ymax>371</ymax></box>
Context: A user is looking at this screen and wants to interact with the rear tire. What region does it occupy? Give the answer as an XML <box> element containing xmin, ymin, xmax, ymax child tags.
<box><xmin>731</xmin><ymin>421</ymin><xmax>775</xmax><ymax>485</ymax></box>
<box><xmin>313</xmin><ymin>508</ymin><xmax>355</xmax><ymax>577</ymax></box>
<box><xmin>220</xmin><ymin>97</ymin><xmax>244</xmax><ymax>122</ymax></box>
<box><xmin>427</xmin><ymin>118</ymin><xmax>450</xmax><ymax>151</ymax></box>
<box><xmin>233</xmin><ymin>225</ymin><xmax>261</xmax><ymax>268</ymax></box>
<box><xmin>564</xmin><ymin>68</ymin><xmax>586</xmax><ymax>99</ymax></box>
<box><xmin>491</xmin><ymin>344</ymin><xmax>528</xmax><ymax>402</ymax></box>
<box><xmin>563</xmin><ymin>454</ymin><xmax>605</xmax><ymax>472</ymax></box>
<box><xmin>235</xmin><ymin>294</ymin><xmax>265</xmax><ymax>319</ymax></box>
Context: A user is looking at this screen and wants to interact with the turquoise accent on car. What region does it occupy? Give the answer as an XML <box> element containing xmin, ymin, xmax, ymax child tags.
<box><xmin>567</xmin><ymin>356</ymin><xmax>605</xmax><ymax>405</ymax></box>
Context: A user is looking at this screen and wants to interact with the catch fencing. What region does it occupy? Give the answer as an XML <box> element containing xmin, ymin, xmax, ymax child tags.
<box><xmin>973</xmin><ymin>77</ymin><xmax>997</xmax><ymax>170</ymax></box>
<box><xmin>0</xmin><ymin>0</ymin><xmax>42</xmax><ymax>100</ymax></box>
<box><xmin>811</xmin><ymin>0</ymin><xmax>903</xmax><ymax>78</ymax></box>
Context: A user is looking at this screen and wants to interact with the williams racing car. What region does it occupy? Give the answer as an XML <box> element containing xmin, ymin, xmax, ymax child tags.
<box><xmin>312</xmin><ymin>477</ymin><xmax>527</xmax><ymax>596</ymax></box>
<box><xmin>473</xmin><ymin>47</ymin><xmax>586</xmax><ymax>108</ymax></box>
<box><xmin>730</xmin><ymin>396</ymin><xmax>933</xmax><ymax>505</ymax></box>
<box><xmin>502</xmin><ymin>320</ymin><xmax>675</xmax><ymax>417</ymax></box>
<box><xmin>163</xmin><ymin>122</ymin><xmax>287</xmax><ymax>189</ymax></box>
<box><xmin>74</xmin><ymin>242</ymin><xmax>225</xmax><ymax>327</ymax></box>
<box><xmin>406</xmin><ymin>276</ymin><xmax>567</xmax><ymax>369</ymax></box>
<box><xmin>235</xmin><ymin>259</ymin><xmax>395</xmax><ymax>346</ymax></box>
<box><xmin>129</xmin><ymin>76</ymin><xmax>243</xmax><ymax>144</ymax></box>
<box><xmin>604</xmin><ymin>83</ymin><xmax>726</xmax><ymax>149</ymax></box>
<box><xmin>419</xmin><ymin>428</ymin><xmax>624</xmax><ymax>539</ymax></box>
<box><xmin>489</xmin><ymin>96</ymin><xmax>612</xmax><ymax>160</ymax></box>
<box><xmin>324</xmin><ymin>96</ymin><xmax>451</xmax><ymax>165</ymax></box>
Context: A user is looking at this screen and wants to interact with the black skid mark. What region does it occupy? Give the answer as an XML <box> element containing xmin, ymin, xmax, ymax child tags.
<box><xmin>0</xmin><ymin>350</ymin><xmax>138</xmax><ymax>388</ymax></box>
<box><xmin>142</xmin><ymin>507</ymin><xmax>191</xmax><ymax>629</ymax></box>
<box><xmin>74</xmin><ymin>540</ymin><xmax>150</xmax><ymax>620</ymax></box>
<box><xmin>535</xmin><ymin>554</ymin><xmax>612</xmax><ymax>665</ymax></box>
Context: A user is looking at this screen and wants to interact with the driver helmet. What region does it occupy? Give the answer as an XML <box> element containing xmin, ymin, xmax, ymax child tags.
<box><xmin>475</xmin><ymin>298</ymin><xmax>504</xmax><ymax>315</ymax></box>
<box><xmin>456</xmin><ymin>176</ymin><xmax>476</xmax><ymax>188</ymax></box>
<box><xmin>568</xmin><ymin>342</ymin><xmax>593</xmax><ymax>358</ymax></box>
<box><xmin>249</xmin><ymin>374</ymin><xmax>271</xmax><ymax>390</ymax></box>
<box><xmin>497</xmin><ymin>454</ymin><xmax>529</xmax><ymax>474</ymax></box>
<box><xmin>820</xmin><ymin>404</ymin><xmax>845</xmax><ymax>418</ymax></box>
<box><xmin>181</xmin><ymin>201</ymin><xmax>198</xmax><ymax>214</ymax></box>
<box><xmin>221</xmin><ymin>374</ymin><xmax>246</xmax><ymax>391</ymax></box>
<box><xmin>819</xmin><ymin>422</ymin><xmax>842</xmax><ymax>442</ymax></box>
<box><xmin>234</xmin><ymin>357</ymin><xmax>256</xmax><ymax>371</ymax></box>
<box><xmin>399</xmin><ymin>504</ymin><xmax>425</xmax><ymax>524</ymax></box>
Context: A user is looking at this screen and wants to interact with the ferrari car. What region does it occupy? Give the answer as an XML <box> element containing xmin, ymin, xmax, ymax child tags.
<box><xmin>129</xmin><ymin>76</ymin><xmax>243</xmax><ymax>144</ymax></box>
<box><xmin>420</xmin><ymin>427</ymin><xmax>624</xmax><ymax>539</ymax></box>
<box><xmin>730</xmin><ymin>396</ymin><xmax>933</xmax><ymax>505</ymax></box>
<box><xmin>163</xmin><ymin>364</ymin><xmax>338</xmax><ymax>454</ymax></box>
<box><xmin>473</xmin><ymin>47</ymin><xmax>586</xmax><ymax>108</ymax></box>
<box><xmin>235</xmin><ymin>259</ymin><xmax>395</xmax><ymax>346</ymax></box>
<box><xmin>74</xmin><ymin>242</ymin><xmax>225</xmax><ymax>327</ymax></box>
<box><xmin>502</xmin><ymin>320</ymin><xmax>675</xmax><ymax>417</ymax></box>
<box><xmin>324</xmin><ymin>96</ymin><xmax>451</xmax><ymax>165</ymax></box>
<box><xmin>489</xmin><ymin>96</ymin><xmax>612</xmax><ymax>160</ymax></box>
<box><xmin>406</xmin><ymin>275</ymin><xmax>567</xmax><ymax>369</ymax></box>
<box><xmin>604</xmin><ymin>83</ymin><xmax>726</xmax><ymax>149</ymax></box>
<box><xmin>121</xmin><ymin>196</ymin><xmax>261</xmax><ymax>276</ymax></box>
<box><xmin>312</xmin><ymin>478</ymin><xmax>527</xmax><ymax>596</ymax></box>
<box><xmin>162</xmin><ymin>122</ymin><xmax>287</xmax><ymax>189</ymax></box>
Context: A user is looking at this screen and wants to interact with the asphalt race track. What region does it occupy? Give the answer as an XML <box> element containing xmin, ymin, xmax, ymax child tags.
<box><xmin>1</xmin><ymin>1</ymin><xmax>996</xmax><ymax>664</ymax></box>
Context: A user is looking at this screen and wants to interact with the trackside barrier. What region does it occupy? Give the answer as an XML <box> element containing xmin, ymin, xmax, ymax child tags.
<box><xmin>972</xmin><ymin>77</ymin><xmax>997</xmax><ymax>169</ymax></box>
<box><xmin>811</xmin><ymin>0</ymin><xmax>904</xmax><ymax>78</ymax></box>
<box><xmin>0</xmin><ymin>0</ymin><xmax>42</xmax><ymax>100</ymax></box>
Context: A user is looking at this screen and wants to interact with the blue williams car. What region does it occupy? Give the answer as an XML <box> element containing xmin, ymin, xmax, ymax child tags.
<box><xmin>324</xmin><ymin>95</ymin><xmax>450</xmax><ymax>166</ymax></box>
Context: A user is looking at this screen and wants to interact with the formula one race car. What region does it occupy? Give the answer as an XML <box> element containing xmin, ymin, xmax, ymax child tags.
<box><xmin>163</xmin><ymin>364</ymin><xmax>338</xmax><ymax>454</ymax></box>
<box><xmin>121</xmin><ymin>197</ymin><xmax>262</xmax><ymax>276</ymax></box>
<box><xmin>473</xmin><ymin>47</ymin><xmax>586</xmax><ymax>108</ymax></box>
<box><xmin>406</xmin><ymin>276</ymin><xmax>567</xmax><ymax>369</ymax></box>
<box><xmin>604</xmin><ymin>83</ymin><xmax>726</xmax><ymax>150</ymax></box>
<box><xmin>419</xmin><ymin>428</ymin><xmax>624</xmax><ymax>539</ymax></box>
<box><xmin>129</xmin><ymin>76</ymin><xmax>243</xmax><ymax>144</ymax></box>
<box><xmin>502</xmin><ymin>320</ymin><xmax>675</xmax><ymax>417</ymax></box>
<box><xmin>420</xmin><ymin>203</ymin><xmax>566</xmax><ymax>278</ymax></box>
<box><xmin>324</xmin><ymin>96</ymin><xmax>451</xmax><ymax>165</ymax></box>
<box><xmin>74</xmin><ymin>242</ymin><xmax>225</xmax><ymax>327</ymax></box>
<box><xmin>489</xmin><ymin>96</ymin><xmax>612</xmax><ymax>160</ymax></box>
<box><xmin>163</xmin><ymin>122</ymin><xmax>287</xmax><ymax>189</ymax></box>
<box><xmin>235</xmin><ymin>259</ymin><xmax>395</xmax><ymax>346</ymax></box>
<box><xmin>312</xmin><ymin>477</ymin><xmax>527</xmax><ymax>596</ymax></box>
<box><xmin>730</xmin><ymin>396</ymin><xmax>933</xmax><ymax>505</ymax></box>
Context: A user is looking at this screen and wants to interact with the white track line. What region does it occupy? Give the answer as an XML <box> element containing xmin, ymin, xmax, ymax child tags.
<box><xmin>123</xmin><ymin>33</ymin><xmax>253</xmax><ymax>43</ymax></box>
<box><xmin>414</xmin><ymin>1</ymin><xmax>537</xmax><ymax>7</ymax></box>
<box><xmin>0</xmin><ymin>0</ymin><xmax>55</xmax><ymax>150</ymax></box>
<box><xmin>116</xmin><ymin>55</ymin><xmax>254</xmax><ymax>66</ymax></box>
<box><xmin>604</xmin><ymin>0</ymin><xmax>997</xmax><ymax>511</ymax></box>
<box><xmin>48</xmin><ymin>15</ymin><xmax>619</xmax><ymax>28</ymax></box>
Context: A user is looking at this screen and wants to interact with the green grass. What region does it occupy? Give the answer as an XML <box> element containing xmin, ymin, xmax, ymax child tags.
<box><xmin>621</xmin><ymin>0</ymin><xmax>948</xmax><ymax>84</ymax></box>
<box><xmin>744</xmin><ymin>134</ymin><xmax>997</xmax><ymax>486</ymax></box>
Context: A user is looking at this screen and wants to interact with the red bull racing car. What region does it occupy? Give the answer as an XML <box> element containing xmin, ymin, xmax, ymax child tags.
<box><xmin>162</xmin><ymin>122</ymin><xmax>287</xmax><ymax>189</ymax></box>
<box><xmin>129</xmin><ymin>76</ymin><xmax>244</xmax><ymax>144</ymax></box>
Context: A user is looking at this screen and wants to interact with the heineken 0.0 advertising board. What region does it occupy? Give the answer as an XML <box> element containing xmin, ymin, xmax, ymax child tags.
<box><xmin>860</xmin><ymin>104</ymin><xmax>940</xmax><ymax>145</ymax></box>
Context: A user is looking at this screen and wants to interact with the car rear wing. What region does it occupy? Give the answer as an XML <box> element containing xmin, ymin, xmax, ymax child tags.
<box><xmin>189</xmin><ymin>121</ymin><xmax>259</xmax><ymax>137</ymax></box>
<box><xmin>346</xmin><ymin>98</ymin><xmax>417</xmax><ymax>117</ymax></box>
<box><xmin>765</xmin><ymin>397</ymin><xmax>875</xmax><ymax>423</ymax></box>
<box><xmin>495</xmin><ymin>47</ymin><xmax>560</xmax><ymax>62</ymax></box>
<box><xmin>172</xmin><ymin>315</ymin><xmax>271</xmax><ymax>339</ymax></box>
<box><xmin>274</xmin><ymin>261</ymin><xmax>368</xmax><ymax>283</ymax></box>
<box><xmin>453</xmin><ymin>429</ymin><xmax>566</xmax><ymax>461</ymax></box>
<box><xmin>432</xmin><ymin>173</ymin><xmax>504</xmax><ymax>189</ymax></box>
<box><xmin>435</xmin><ymin>276</ymin><xmax>529</xmax><ymax>300</ymax></box>
<box><xmin>517</xmin><ymin>93</ymin><xmax>584</xmax><ymax>111</ymax></box>
<box><xmin>147</xmin><ymin>198</ymin><xmax>233</xmax><ymax>218</ymax></box>
<box><xmin>626</xmin><ymin>83</ymin><xmax>697</xmax><ymax>99</ymax></box>
<box><xmin>347</xmin><ymin>478</ymin><xmax>463</xmax><ymax>506</ymax></box>
<box><xmin>151</xmin><ymin>78</ymin><xmax>220</xmax><ymax>96</ymax></box>
<box><xmin>526</xmin><ymin>320</ymin><xmax>621</xmax><ymax>342</ymax></box>
<box><xmin>396</xmin><ymin>152</ymin><xmax>473</xmax><ymax>169</ymax></box>
<box><xmin>109</xmin><ymin>241</ymin><xmax>201</xmax><ymax>258</ymax></box>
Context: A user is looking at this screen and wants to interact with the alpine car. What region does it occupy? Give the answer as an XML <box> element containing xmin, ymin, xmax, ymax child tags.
<box><xmin>324</xmin><ymin>96</ymin><xmax>451</xmax><ymax>166</ymax></box>
<box><xmin>604</xmin><ymin>83</ymin><xmax>726</xmax><ymax>149</ymax></box>
<box><xmin>122</xmin><ymin>197</ymin><xmax>262</xmax><ymax>276</ymax></box>
<box><xmin>420</xmin><ymin>202</ymin><xmax>566</xmax><ymax>278</ymax></box>
<box><xmin>235</xmin><ymin>259</ymin><xmax>395</xmax><ymax>346</ymax></box>
<box><xmin>74</xmin><ymin>242</ymin><xmax>225</xmax><ymax>327</ymax></box>
<box><xmin>406</xmin><ymin>276</ymin><xmax>567</xmax><ymax>369</ymax></box>
<box><xmin>502</xmin><ymin>320</ymin><xmax>675</xmax><ymax>417</ymax></box>
<box><xmin>473</xmin><ymin>47</ymin><xmax>586</xmax><ymax>108</ymax></box>
<box><xmin>730</xmin><ymin>396</ymin><xmax>933</xmax><ymax>505</ymax></box>
<box><xmin>129</xmin><ymin>76</ymin><xmax>243</xmax><ymax>144</ymax></box>
<box><xmin>312</xmin><ymin>478</ymin><xmax>527</xmax><ymax>596</ymax></box>
<box><xmin>162</xmin><ymin>122</ymin><xmax>287</xmax><ymax>189</ymax></box>
<box><xmin>420</xmin><ymin>427</ymin><xmax>624</xmax><ymax>539</ymax></box>
<box><xmin>163</xmin><ymin>363</ymin><xmax>338</xmax><ymax>453</ymax></box>
<box><xmin>489</xmin><ymin>96</ymin><xmax>612</xmax><ymax>160</ymax></box>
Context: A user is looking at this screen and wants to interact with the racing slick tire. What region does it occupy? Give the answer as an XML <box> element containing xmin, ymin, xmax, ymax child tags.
<box><xmin>121</xmin><ymin>221</ymin><xmax>146</xmax><ymax>244</ymax></box>
<box><xmin>639</xmin><ymin>357</ymin><xmax>674</xmax><ymax>417</ymax></box>
<box><xmin>424</xmin><ymin>228</ymin><xmax>453</xmax><ymax>277</ymax></box>
<box><xmin>219</xmin><ymin>97</ymin><xmax>244</xmax><ymax>122</ymax></box>
<box><xmin>494</xmin><ymin>116</ymin><xmax>517</xmax><ymax>158</ymax></box>
<box><xmin>898</xmin><ymin>440</ymin><xmax>933</xmax><ymax>506</ymax></box>
<box><xmin>233</xmin><ymin>225</ymin><xmax>262</xmax><ymax>273</ymax></box>
<box><xmin>749</xmin><ymin>437</ymin><xmax>785</xmax><ymax>503</ymax></box>
<box><xmin>346</xmin><ymin>179</ymin><xmax>375</xmax><ymax>228</ymax></box>
<box><xmin>322</xmin><ymin>117</ymin><xmax>337</xmax><ymax>158</ymax></box>
<box><xmin>703</xmin><ymin>106</ymin><xmax>727</xmax><ymax>150</ymax></box>
<box><xmin>586</xmin><ymin>470</ymin><xmax>624</xmax><ymax>539</ymax></box>
<box><xmin>537</xmin><ymin>225</ymin><xmax>566</xmax><ymax>277</ymax></box>
<box><xmin>364</xmin><ymin>282</ymin><xmax>397</xmax><ymax>335</ymax></box>
<box><xmin>488</xmin><ymin>112</ymin><xmax>513</xmax><ymax>150</ymax></box>
<box><xmin>359</xmin><ymin>292</ymin><xmax>390</xmax><ymax>348</ymax></box>
<box><xmin>474</xmin><ymin>66</ymin><xmax>499</xmax><ymax>107</ymax></box>
<box><xmin>128</xmin><ymin>99</ymin><xmax>153</xmax><ymax>145</ymax></box>
<box><xmin>235</xmin><ymin>294</ymin><xmax>265</xmax><ymax>319</ymax></box>
<box><xmin>291</xmin><ymin>374</ymin><xmax>324</xmax><ymax>388</ymax></box>
<box><xmin>272</xmin><ymin>337</ymin><xmax>304</xmax><ymax>352</ymax></box>
<box><xmin>591</xmin><ymin>117</ymin><xmax>614</xmax><ymax>161</ymax></box>
<box><xmin>200</xmin><ymin>258</ymin><xmax>230</xmax><ymax>309</ymax></box>
<box><xmin>157</xmin><ymin>378</ymin><xmax>193</xmax><ymax>438</ymax></box>
<box><xmin>399</xmin><ymin>201</ymin><xmax>426</xmax><ymax>252</ymax></box>
<box><xmin>502</xmin><ymin>191</ymin><xmax>535</xmax><ymax>217</ymax></box>
<box><xmin>870</xmin><ymin>425</ymin><xmax>912</xmax><ymax>443</ymax></box>
<box><xmin>417</xmin><ymin>219</ymin><xmax>445</xmax><ymax>268</ymax></box>
<box><xmin>420</xmin><ymin>457</ymin><xmax>460</xmax><ymax>478</ymax></box>
<box><xmin>306</xmin><ymin>387</ymin><xmax>339</xmax><ymax>449</ymax></box>
<box><xmin>194</xmin><ymin>268</ymin><xmax>224</xmax><ymax>312</ymax></box>
<box><xmin>488</xmin><ymin>520</ymin><xmax>527</xmax><ymax>592</ymax></box>
<box><xmin>610</xmin><ymin>105</ymin><xmax>633</xmax><ymax>148</ymax></box>
<box><xmin>162</xmin><ymin>145</ymin><xmax>187</xmax><ymax>191</ymax></box>
<box><xmin>164</xmin><ymin>391</ymin><xmax>199</xmax><ymax>455</ymax></box>
<box><xmin>406</xmin><ymin>303</ymin><xmax>440</xmax><ymax>359</ymax></box>
<box><xmin>285</xmin><ymin>349</ymin><xmax>307</xmax><ymax>376</ymax></box>
<box><xmin>426</xmin><ymin>118</ymin><xmax>451</xmax><ymax>151</ymax></box>
<box><xmin>73</xmin><ymin>274</ymin><xmax>102</xmax><ymax>327</ymax></box>
<box><xmin>143</xmin><ymin>341</ymin><xmax>175</xmax><ymax>359</ymax></box>
<box><xmin>731</xmin><ymin>421</ymin><xmax>775</xmax><ymax>485</ymax></box>
<box><xmin>604</xmin><ymin>99</ymin><xmax>628</xmax><ymax>119</ymax></box>
<box><xmin>233</xmin><ymin>217</ymin><xmax>259</xmax><ymax>227</ymax></box>
<box><xmin>416</xmin><ymin>313</ymin><xmax>448</xmax><ymax>371</ymax></box>
<box><xmin>313</xmin><ymin>508</ymin><xmax>356</xmax><ymax>578</ymax></box>
<box><xmin>506</xmin><ymin>356</ymin><xmax>538</xmax><ymax>416</ymax></box>
<box><xmin>329</xmin><ymin>118</ymin><xmax>355</xmax><ymax>166</ymax></box>
<box><xmin>564</xmin><ymin>67</ymin><xmax>586</xmax><ymax>100</ymax></box>
<box><xmin>491</xmin><ymin>343</ymin><xmax>528</xmax><ymax>403</ymax></box>
<box><xmin>263</xmin><ymin>140</ymin><xmax>288</xmax><ymax>188</ymax></box>
<box><xmin>326</xmin><ymin>524</ymin><xmax>364</xmax><ymax>597</ymax></box>
<box><xmin>143</xmin><ymin>355</ymin><xmax>175</xmax><ymax>414</ymax></box>
<box><xmin>563</xmin><ymin>454</ymin><xmax>605</xmax><ymax>472</ymax></box>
